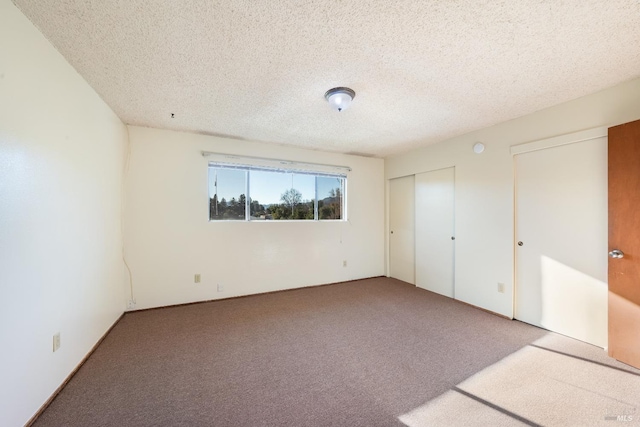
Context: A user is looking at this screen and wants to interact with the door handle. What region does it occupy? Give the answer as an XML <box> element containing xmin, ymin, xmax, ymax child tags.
<box><xmin>609</xmin><ymin>249</ymin><xmax>624</xmax><ymax>259</ymax></box>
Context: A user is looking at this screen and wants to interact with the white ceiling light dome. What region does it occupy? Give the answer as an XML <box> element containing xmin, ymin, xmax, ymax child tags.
<box><xmin>325</xmin><ymin>87</ymin><xmax>356</xmax><ymax>112</ymax></box>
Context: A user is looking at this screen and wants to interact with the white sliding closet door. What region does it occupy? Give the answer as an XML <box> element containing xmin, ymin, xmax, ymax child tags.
<box><xmin>515</xmin><ymin>137</ymin><xmax>607</xmax><ymax>347</ymax></box>
<box><xmin>415</xmin><ymin>167</ymin><xmax>455</xmax><ymax>297</ymax></box>
<box><xmin>389</xmin><ymin>175</ymin><xmax>415</xmax><ymax>284</ymax></box>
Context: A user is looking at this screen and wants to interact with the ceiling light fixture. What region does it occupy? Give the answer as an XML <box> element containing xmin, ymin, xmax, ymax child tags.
<box><xmin>325</xmin><ymin>87</ymin><xmax>356</xmax><ymax>112</ymax></box>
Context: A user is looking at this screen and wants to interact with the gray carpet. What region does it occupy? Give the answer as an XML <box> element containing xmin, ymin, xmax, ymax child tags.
<box><xmin>33</xmin><ymin>277</ymin><xmax>640</xmax><ymax>426</ymax></box>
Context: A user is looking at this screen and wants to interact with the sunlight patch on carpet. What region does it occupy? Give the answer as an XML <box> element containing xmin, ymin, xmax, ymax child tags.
<box><xmin>399</xmin><ymin>334</ymin><xmax>640</xmax><ymax>427</ymax></box>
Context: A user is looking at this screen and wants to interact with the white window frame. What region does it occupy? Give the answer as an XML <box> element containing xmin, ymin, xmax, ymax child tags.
<box><xmin>208</xmin><ymin>161</ymin><xmax>347</xmax><ymax>222</ymax></box>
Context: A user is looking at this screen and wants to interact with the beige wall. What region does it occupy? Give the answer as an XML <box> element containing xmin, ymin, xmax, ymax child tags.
<box><xmin>386</xmin><ymin>77</ymin><xmax>640</xmax><ymax>318</ymax></box>
<box><xmin>0</xmin><ymin>0</ymin><xmax>128</xmax><ymax>425</ymax></box>
<box><xmin>124</xmin><ymin>126</ymin><xmax>385</xmax><ymax>310</ymax></box>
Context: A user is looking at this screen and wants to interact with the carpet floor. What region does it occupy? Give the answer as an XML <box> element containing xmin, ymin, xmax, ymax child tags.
<box><xmin>33</xmin><ymin>277</ymin><xmax>640</xmax><ymax>426</ymax></box>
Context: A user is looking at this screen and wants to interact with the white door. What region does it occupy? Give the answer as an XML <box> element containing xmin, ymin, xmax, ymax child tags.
<box><xmin>515</xmin><ymin>137</ymin><xmax>608</xmax><ymax>347</ymax></box>
<box><xmin>415</xmin><ymin>167</ymin><xmax>455</xmax><ymax>297</ymax></box>
<box><xmin>389</xmin><ymin>175</ymin><xmax>415</xmax><ymax>284</ymax></box>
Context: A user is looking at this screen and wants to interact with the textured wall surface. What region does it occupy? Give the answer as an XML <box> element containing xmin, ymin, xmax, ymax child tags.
<box><xmin>386</xmin><ymin>77</ymin><xmax>640</xmax><ymax>318</ymax></box>
<box><xmin>12</xmin><ymin>0</ymin><xmax>640</xmax><ymax>156</ymax></box>
<box><xmin>123</xmin><ymin>126</ymin><xmax>385</xmax><ymax>310</ymax></box>
<box><xmin>0</xmin><ymin>0</ymin><xmax>127</xmax><ymax>425</ymax></box>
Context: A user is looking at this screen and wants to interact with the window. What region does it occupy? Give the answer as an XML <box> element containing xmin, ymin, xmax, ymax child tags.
<box><xmin>208</xmin><ymin>168</ymin><xmax>246</xmax><ymax>220</ymax></box>
<box><xmin>208</xmin><ymin>163</ymin><xmax>346</xmax><ymax>221</ymax></box>
<box><xmin>317</xmin><ymin>176</ymin><xmax>344</xmax><ymax>220</ymax></box>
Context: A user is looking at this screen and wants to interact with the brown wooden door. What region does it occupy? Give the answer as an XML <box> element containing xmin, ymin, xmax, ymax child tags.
<box><xmin>608</xmin><ymin>120</ymin><xmax>640</xmax><ymax>369</ymax></box>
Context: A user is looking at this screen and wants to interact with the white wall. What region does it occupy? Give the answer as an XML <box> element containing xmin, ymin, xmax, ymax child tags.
<box><xmin>0</xmin><ymin>1</ymin><xmax>128</xmax><ymax>425</ymax></box>
<box><xmin>124</xmin><ymin>126</ymin><xmax>385</xmax><ymax>310</ymax></box>
<box><xmin>386</xmin><ymin>77</ymin><xmax>640</xmax><ymax>318</ymax></box>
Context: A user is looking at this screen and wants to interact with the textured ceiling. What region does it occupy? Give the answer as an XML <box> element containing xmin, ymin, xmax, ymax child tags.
<box><xmin>12</xmin><ymin>0</ymin><xmax>640</xmax><ymax>157</ymax></box>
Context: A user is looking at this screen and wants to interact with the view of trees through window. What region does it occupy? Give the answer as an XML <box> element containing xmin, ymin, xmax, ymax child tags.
<box><xmin>208</xmin><ymin>165</ymin><xmax>345</xmax><ymax>221</ymax></box>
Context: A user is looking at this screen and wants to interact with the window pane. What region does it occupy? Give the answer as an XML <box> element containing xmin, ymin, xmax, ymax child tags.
<box><xmin>249</xmin><ymin>170</ymin><xmax>277</xmax><ymax>220</ymax></box>
<box><xmin>291</xmin><ymin>174</ymin><xmax>315</xmax><ymax>220</ymax></box>
<box><xmin>249</xmin><ymin>170</ymin><xmax>291</xmax><ymax>220</ymax></box>
<box><xmin>318</xmin><ymin>176</ymin><xmax>344</xmax><ymax>220</ymax></box>
<box><xmin>249</xmin><ymin>171</ymin><xmax>316</xmax><ymax>220</ymax></box>
<box><xmin>209</xmin><ymin>168</ymin><xmax>246</xmax><ymax>220</ymax></box>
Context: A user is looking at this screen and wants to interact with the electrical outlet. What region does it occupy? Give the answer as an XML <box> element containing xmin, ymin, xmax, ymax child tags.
<box><xmin>497</xmin><ymin>283</ymin><xmax>505</xmax><ymax>293</ymax></box>
<box><xmin>53</xmin><ymin>333</ymin><xmax>60</xmax><ymax>352</ymax></box>
<box><xmin>127</xmin><ymin>299</ymin><xmax>136</xmax><ymax>309</ymax></box>
<box><xmin>217</xmin><ymin>284</ymin><xmax>224</xmax><ymax>292</ymax></box>
<box><xmin>194</xmin><ymin>274</ymin><xmax>201</xmax><ymax>283</ymax></box>
<box><xmin>343</xmin><ymin>260</ymin><xmax>347</xmax><ymax>267</ymax></box>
